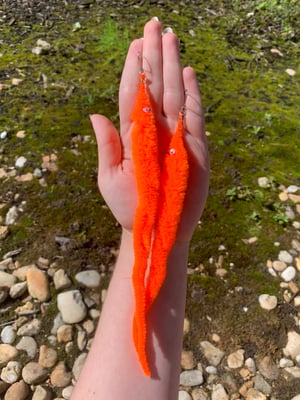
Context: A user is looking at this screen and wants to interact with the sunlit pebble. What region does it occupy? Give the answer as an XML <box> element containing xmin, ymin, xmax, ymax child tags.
<box><xmin>287</xmin><ymin>185</ymin><xmax>299</xmax><ymax>193</ymax></box>
<box><xmin>11</xmin><ymin>78</ymin><xmax>22</xmax><ymax>85</ymax></box>
<box><xmin>243</xmin><ymin>307</ymin><xmax>248</xmax><ymax>312</ymax></box>
<box><xmin>0</xmin><ymin>131</ymin><xmax>7</xmax><ymax>139</ymax></box>
<box><xmin>205</xmin><ymin>131</ymin><xmax>211</xmax><ymax>136</ymax></box>
<box><xmin>285</xmin><ymin>68</ymin><xmax>296</xmax><ymax>76</ymax></box>
<box><xmin>274</xmin><ymin>242</ymin><xmax>280</xmax><ymax>247</ymax></box>
<box><xmin>218</xmin><ymin>245</ymin><xmax>226</xmax><ymax>251</ymax></box>
<box><xmin>16</xmin><ymin>130</ymin><xmax>26</xmax><ymax>139</ymax></box>
<box><xmin>268</xmin><ymin>268</ymin><xmax>277</xmax><ymax>277</ymax></box>
<box><xmin>15</xmin><ymin>156</ymin><xmax>27</xmax><ymax>168</ymax></box>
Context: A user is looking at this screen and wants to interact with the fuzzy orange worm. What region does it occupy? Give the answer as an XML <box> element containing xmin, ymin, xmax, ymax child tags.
<box><xmin>131</xmin><ymin>72</ymin><xmax>160</xmax><ymax>376</ymax></box>
<box><xmin>145</xmin><ymin>114</ymin><xmax>189</xmax><ymax>310</ymax></box>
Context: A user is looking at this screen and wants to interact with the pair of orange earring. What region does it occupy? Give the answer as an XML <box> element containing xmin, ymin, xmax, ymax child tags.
<box><xmin>131</xmin><ymin>71</ymin><xmax>189</xmax><ymax>376</ymax></box>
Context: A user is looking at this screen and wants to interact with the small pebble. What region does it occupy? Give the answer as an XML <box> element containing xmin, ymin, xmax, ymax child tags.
<box><xmin>281</xmin><ymin>266</ymin><xmax>296</xmax><ymax>282</ymax></box>
<box><xmin>180</xmin><ymin>370</ymin><xmax>204</xmax><ymax>386</ymax></box>
<box><xmin>258</xmin><ymin>294</ymin><xmax>277</xmax><ymax>310</ymax></box>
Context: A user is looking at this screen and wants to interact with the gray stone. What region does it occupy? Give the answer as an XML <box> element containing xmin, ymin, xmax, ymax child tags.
<box><xmin>72</xmin><ymin>353</ymin><xmax>87</xmax><ymax>381</ymax></box>
<box><xmin>254</xmin><ymin>373</ymin><xmax>272</xmax><ymax>395</ymax></box>
<box><xmin>278</xmin><ymin>250</ymin><xmax>293</xmax><ymax>264</ymax></box>
<box><xmin>57</xmin><ymin>290</ymin><xmax>87</xmax><ymax>324</ymax></box>
<box><xmin>0</xmin><ymin>270</ymin><xmax>16</xmax><ymax>287</ymax></box>
<box><xmin>180</xmin><ymin>370</ymin><xmax>204</xmax><ymax>386</ymax></box>
<box><xmin>75</xmin><ymin>270</ymin><xmax>101</xmax><ymax>288</ymax></box>
<box><xmin>16</xmin><ymin>336</ymin><xmax>37</xmax><ymax>358</ymax></box>
<box><xmin>9</xmin><ymin>281</ymin><xmax>27</xmax><ymax>299</ymax></box>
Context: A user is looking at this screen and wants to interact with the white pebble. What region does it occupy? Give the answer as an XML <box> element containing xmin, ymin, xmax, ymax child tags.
<box><xmin>75</xmin><ymin>270</ymin><xmax>101</xmax><ymax>288</ymax></box>
<box><xmin>15</xmin><ymin>156</ymin><xmax>27</xmax><ymax>168</ymax></box>
<box><xmin>57</xmin><ymin>290</ymin><xmax>87</xmax><ymax>324</ymax></box>
<box><xmin>0</xmin><ymin>131</ymin><xmax>7</xmax><ymax>139</ymax></box>
<box><xmin>180</xmin><ymin>370</ymin><xmax>203</xmax><ymax>386</ymax></box>
<box><xmin>287</xmin><ymin>185</ymin><xmax>299</xmax><ymax>193</ymax></box>
<box><xmin>178</xmin><ymin>391</ymin><xmax>192</xmax><ymax>400</ymax></box>
<box><xmin>281</xmin><ymin>266</ymin><xmax>296</xmax><ymax>282</ymax></box>
<box><xmin>258</xmin><ymin>294</ymin><xmax>277</xmax><ymax>310</ymax></box>
<box><xmin>278</xmin><ymin>250</ymin><xmax>293</xmax><ymax>264</ymax></box>
<box><xmin>279</xmin><ymin>357</ymin><xmax>294</xmax><ymax>368</ymax></box>
<box><xmin>258</xmin><ymin>177</ymin><xmax>270</xmax><ymax>188</ymax></box>
<box><xmin>1</xmin><ymin>325</ymin><xmax>17</xmax><ymax>344</ymax></box>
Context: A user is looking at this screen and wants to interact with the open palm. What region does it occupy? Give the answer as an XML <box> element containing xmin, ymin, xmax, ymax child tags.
<box><xmin>90</xmin><ymin>19</ymin><xmax>209</xmax><ymax>241</ymax></box>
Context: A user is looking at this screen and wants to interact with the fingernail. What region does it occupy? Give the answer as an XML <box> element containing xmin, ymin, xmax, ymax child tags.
<box><xmin>152</xmin><ymin>16</ymin><xmax>159</xmax><ymax>22</ymax></box>
<box><xmin>163</xmin><ymin>27</ymin><xmax>173</xmax><ymax>34</ymax></box>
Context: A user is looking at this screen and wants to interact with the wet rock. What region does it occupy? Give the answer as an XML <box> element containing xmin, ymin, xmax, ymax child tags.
<box><xmin>200</xmin><ymin>341</ymin><xmax>224</xmax><ymax>366</ymax></box>
<box><xmin>0</xmin><ymin>270</ymin><xmax>17</xmax><ymax>287</ymax></box>
<box><xmin>179</xmin><ymin>391</ymin><xmax>192</xmax><ymax>400</ymax></box>
<box><xmin>258</xmin><ymin>356</ymin><xmax>279</xmax><ymax>380</ymax></box>
<box><xmin>211</xmin><ymin>384</ymin><xmax>229</xmax><ymax>400</ymax></box>
<box><xmin>4</xmin><ymin>380</ymin><xmax>29</xmax><ymax>400</ymax></box>
<box><xmin>1</xmin><ymin>361</ymin><xmax>22</xmax><ymax>383</ymax></box>
<box><xmin>16</xmin><ymin>336</ymin><xmax>37</xmax><ymax>359</ymax></box>
<box><xmin>0</xmin><ymin>344</ymin><xmax>18</xmax><ymax>367</ymax></box>
<box><xmin>227</xmin><ymin>349</ymin><xmax>244</xmax><ymax>369</ymax></box>
<box><xmin>50</xmin><ymin>362</ymin><xmax>72</xmax><ymax>387</ymax></box>
<box><xmin>283</xmin><ymin>331</ymin><xmax>300</xmax><ymax>359</ymax></box>
<box><xmin>22</xmin><ymin>362</ymin><xmax>48</xmax><ymax>384</ymax></box>
<box><xmin>38</xmin><ymin>345</ymin><xmax>58</xmax><ymax>368</ymax></box>
<box><xmin>72</xmin><ymin>353</ymin><xmax>87</xmax><ymax>381</ymax></box>
<box><xmin>258</xmin><ymin>294</ymin><xmax>277</xmax><ymax>310</ymax></box>
<box><xmin>57</xmin><ymin>290</ymin><xmax>87</xmax><ymax>324</ymax></box>
<box><xmin>1</xmin><ymin>325</ymin><xmax>17</xmax><ymax>344</ymax></box>
<box><xmin>17</xmin><ymin>318</ymin><xmax>41</xmax><ymax>336</ymax></box>
<box><xmin>180</xmin><ymin>370</ymin><xmax>204</xmax><ymax>386</ymax></box>
<box><xmin>26</xmin><ymin>266</ymin><xmax>50</xmax><ymax>301</ymax></box>
<box><xmin>75</xmin><ymin>270</ymin><xmax>101</xmax><ymax>288</ymax></box>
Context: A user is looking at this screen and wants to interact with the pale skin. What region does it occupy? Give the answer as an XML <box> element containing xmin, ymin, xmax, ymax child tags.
<box><xmin>71</xmin><ymin>18</ymin><xmax>209</xmax><ymax>400</ymax></box>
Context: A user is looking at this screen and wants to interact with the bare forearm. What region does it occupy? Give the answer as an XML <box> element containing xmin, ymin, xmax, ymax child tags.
<box><xmin>71</xmin><ymin>229</ymin><xmax>189</xmax><ymax>400</ymax></box>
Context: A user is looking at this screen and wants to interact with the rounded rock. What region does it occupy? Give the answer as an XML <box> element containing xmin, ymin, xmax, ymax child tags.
<box><xmin>181</xmin><ymin>350</ymin><xmax>196</xmax><ymax>370</ymax></box>
<box><xmin>75</xmin><ymin>270</ymin><xmax>101</xmax><ymax>288</ymax></box>
<box><xmin>1</xmin><ymin>325</ymin><xmax>17</xmax><ymax>344</ymax></box>
<box><xmin>278</xmin><ymin>250</ymin><xmax>293</xmax><ymax>264</ymax></box>
<box><xmin>0</xmin><ymin>344</ymin><xmax>18</xmax><ymax>367</ymax></box>
<box><xmin>179</xmin><ymin>391</ymin><xmax>192</xmax><ymax>400</ymax></box>
<box><xmin>227</xmin><ymin>349</ymin><xmax>245</xmax><ymax>369</ymax></box>
<box><xmin>16</xmin><ymin>336</ymin><xmax>37</xmax><ymax>358</ymax></box>
<box><xmin>62</xmin><ymin>385</ymin><xmax>73</xmax><ymax>399</ymax></box>
<box><xmin>38</xmin><ymin>345</ymin><xmax>58</xmax><ymax>368</ymax></box>
<box><xmin>0</xmin><ymin>271</ymin><xmax>17</xmax><ymax>288</ymax></box>
<box><xmin>4</xmin><ymin>380</ymin><xmax>29</xmax><ymax>400</ymax></box>
<box><xmin>26</xmin><ymin>266</ymin><xmax>50</xmax><ymax>301</ymax></box>
<box><xmin>272</xmin><ymin>260</ymin><xmax>287</xmax><ymax>272</ymax></box>
<box><xmin>258</xmin><ymin>294</ymin><xmax>277</xmax><ymax>310</ymax></box>
<box><xmin>57</xmin><ymin>324</ymin><xmax>73</xmax><ymax>343</ymax></box>
<box><xmin>281</xmin><ymin>266</ymin><xmax>296</xmax><ymax>282</ymax></box>
<box><xmin>211</xmin><ymin>384</ymin><xmax>229</xmax><ymax>400</ymax></box>
<box><xmin>180</xmin><ymin>370</ymin><xmax>204</xmax><ymax>387</ymax></box>
<box><xmin>1</xmin><ymin>361</ymin><xmax>22</xmax><ymax>383</ymax></box>
<box><xmin>22</xmin><ymin>362</ymin><xmax>48</xmax><ymax>384</ymax></box>
<box><xmin>283</xmin><ymin>331</ymin><xmax>300</xmax><ymax>359</ymax></box>
<box><xmin>53</xmin><ymin>269</ymin><xmax>72</xmax><ymax>291</ymax></box>
<box><xmin>57</xmin><ymin>290</ymin><xmax>87</xmax><ymax>324</ymax></box>
<box><xmin>9</xmin><ymin>281</ymin><xmax>27</xmax><ymax>299</ymax></box>
<box><xmin>258</xmin><ymin>356</ymin><xmax>279</xmax><ymax>380</ymax></box>
<box><xmin>200</xmin><ymin>341</ymin><xmax>224</xmax><ymax>366</ymax></box>
<box><xmin>32</xmin><ymin>384</ymin><xmax>52</xmax><ymax>400</ymax></box>
<box><xmin>50</xmin><ymin>361</ymin><xmax>72</xmax><ymax>387</ymax></box>
<box><xmin>72</xmin><ymin>353</ymin><xmax>87</xmax><ymax>381</ymax></box>
<box><xmin>17</xmin><ymin>318</ymin><xmax>41</xmax><ymax>336</ymax></box>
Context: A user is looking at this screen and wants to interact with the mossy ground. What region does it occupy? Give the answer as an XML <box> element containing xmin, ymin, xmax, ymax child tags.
<box><xmin>0</xmin><ymin>1</ymin><xmax>300</xmax><ymax>397</ymax></box>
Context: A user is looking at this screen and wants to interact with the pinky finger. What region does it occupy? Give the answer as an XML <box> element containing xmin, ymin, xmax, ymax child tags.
<box><xmin>183</xmin><ymin>66</ymin><xmax>205</xmax><ymax>138</ymax></box>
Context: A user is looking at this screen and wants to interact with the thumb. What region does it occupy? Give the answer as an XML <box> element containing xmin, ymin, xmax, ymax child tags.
<box><xmin>90</xmin><ymin>114</ymin><xmax>121</xmax><ymax>172</ymax></box>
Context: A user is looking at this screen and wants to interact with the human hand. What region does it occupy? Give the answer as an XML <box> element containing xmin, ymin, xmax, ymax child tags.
<box><xmin>90</xmin><ymin>18</ymin><xmax>209</xmax><ymax>241</ymax></box>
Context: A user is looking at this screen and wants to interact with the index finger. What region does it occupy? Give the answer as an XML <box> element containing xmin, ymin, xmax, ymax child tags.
<box><xmin>119</xmin><ymin>38</ymin><xmax>143</xmax><ymax>136</ymax></box>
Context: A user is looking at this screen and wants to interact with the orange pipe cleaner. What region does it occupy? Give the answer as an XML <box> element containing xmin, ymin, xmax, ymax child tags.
<box><xmin>131</xmin><ymin>72</ymin><xmax>189</xmax><ymax>377</ymax></box>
